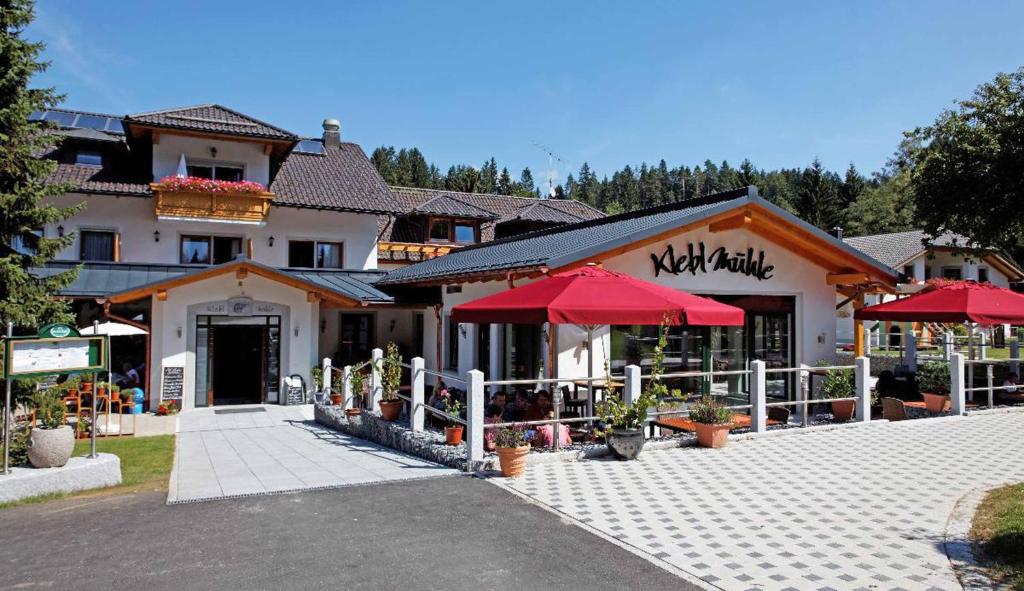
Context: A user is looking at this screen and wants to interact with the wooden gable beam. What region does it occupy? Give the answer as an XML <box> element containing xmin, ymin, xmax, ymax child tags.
<box><xmin>708</xmin><ymin>212</ymin><xmax>753</xmax><ymax>233</ymax></box>
<box><xmin>826</xmin><ymin>272</ymin><xmax>870</xmax><ymax>286</ymax></box>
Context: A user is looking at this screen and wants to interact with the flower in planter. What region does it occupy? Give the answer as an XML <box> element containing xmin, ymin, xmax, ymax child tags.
<box><xmin>156</xmin><ymin>176</ymin><xmax>267</xmax><ymax>195</ymax></box>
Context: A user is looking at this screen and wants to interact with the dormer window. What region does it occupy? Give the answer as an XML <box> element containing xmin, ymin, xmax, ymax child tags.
<box><xmin>428</xmin><ymin>218</ymin><xmax>479</xmax><ymax>244</ymax></box>
<box><xmin>75</xmin><ymin>149</ymin><xmax>103</xmax><ymax>167</ymax></box>
<box><xmin>186</xmin><ymin>161</ymin><xmax>244</xmax><ymax>182</ymax></box>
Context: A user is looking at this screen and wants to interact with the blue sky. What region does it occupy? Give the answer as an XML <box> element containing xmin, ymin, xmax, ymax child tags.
<box><xmin>30</xmin><ymin>1</ymin><xmax>1024</xmax><ymax>187</ymax></box>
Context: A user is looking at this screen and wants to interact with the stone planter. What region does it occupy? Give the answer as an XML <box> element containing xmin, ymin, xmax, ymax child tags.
<box><xmin>694</xmin><ymin>422</ymin><xmax>731</xmax><ymax>449</ymax></box>
<box><xmin>830</xmin><ymin>399</ymin><xmax>856</xmax><ymax>422</ymax></box>
<box><xmin>379</xmin><ymin>399</ymin><xmax>403</xmax><ymax>421</ymax></box>
<box><xmin>27</xmin><ymin>425</ymin><xmax>74</xmax><ymax>468</ymax></box>
<box><xmin>496</xmin><ymin>445</ymin><xmax>530</xmax><ymax>477</ymax></box>
<box><xmin>922</xmin><ymin>392</ymin><xmax>950</xmax><ymax>413</ymax></box>
<box><xmin>607</xmin><ymin>428</ymin><xmax>645</xmax><ymax>460</ymax></box>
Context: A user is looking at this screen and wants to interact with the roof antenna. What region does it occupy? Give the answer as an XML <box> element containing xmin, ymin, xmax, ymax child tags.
<box><xmin>533</xmin><ymin>142</ymin><xmax>567</xmax><ymax>200</ymax></box>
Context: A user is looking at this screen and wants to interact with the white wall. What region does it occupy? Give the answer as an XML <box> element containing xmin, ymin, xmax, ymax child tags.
<box><xmin>49</xmin><ymin>193</ymin><xmax>379</xmax><ymax>269</ymax></box>
<box><xmin>152</xmin><ymin>134</ymin><xmax>270</xmax><ymax>186</ymax></box>
<box><xmin>148</xmin><ymin>272</ymin><xmax>318</xmax><ymax>411</ymax></box>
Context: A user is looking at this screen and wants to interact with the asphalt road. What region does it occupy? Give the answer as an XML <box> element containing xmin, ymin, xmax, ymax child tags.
<box><xmin>0</xmin><ymin>475</ymin><xmax>697</xmax><ymax>591</ymax></box>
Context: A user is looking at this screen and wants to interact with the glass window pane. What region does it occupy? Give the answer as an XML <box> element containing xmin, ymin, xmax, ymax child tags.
<box><xmin>288</xmin><ymin>241</ymin><xmax>314</xmax><ymax>267</ymax></box>
<box><xmin>80</xmin><ymin>230</ymin><xmax>115</xmax><ymax>261</ymax></box>
<box><xmin>214</xmin><ymin>166</ymin><xmax>243</xmax><ymax>182</ymax></box>
<box><xmin>430</xmin><ymin>220</ymin><xmax>450</xmax><ymax>241</ymax></box>
<box><xmin>75</xmin><ymin>150</ymin><xmax>103</xmax><ymax>166</ymax></box>
<box><xmin>454</xmin><ymin>223</ymin><xmax>476</xmax><ymax>244</ymax></box>
<box><xmin>212</xmin><ymin>236</ymin><xmax>241</xmax><ymax>265</ymax></box>
<box><xmin>186</xmin><ymin>165</ymin><xmax>213</xmax><ymax>179</ymax></box>
<box><xmin>181</xmin><ymin>236</ymin><xmax>211</xmax><ymax>264</ymax></box>
<box><xmin>316</xmin><ymin>242</ymin><xmax>342</xmax><ymax>269</ymax></box>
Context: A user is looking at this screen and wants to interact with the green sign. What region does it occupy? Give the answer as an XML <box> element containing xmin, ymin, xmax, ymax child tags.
<box><xmin>37</xmin><ymin>323</ymin><xmax>80</xmax><ymax>339</ymax></box>
<box><xmin>2</xmin><ymin>327</ymin><xmax>108</xmax><ymax>379</ymax></box>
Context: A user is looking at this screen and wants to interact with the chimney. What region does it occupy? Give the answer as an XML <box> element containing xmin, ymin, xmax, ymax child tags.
<box><xmin>322</xmin><ymin>118</ymin><xmax>341</xmax><ymax>149</ymax></box>
<box><xmin>831</xmin><ymin>226</ymin><xmax>843</xmax><ymax>240</ymax></box>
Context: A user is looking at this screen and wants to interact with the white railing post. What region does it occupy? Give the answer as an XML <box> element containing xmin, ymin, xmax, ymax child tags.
<box><xmin>342</xmin><ymin>365</ymin><xmax>352</xmax><ymax>409</ymax></box>
<box><xmin>466</xmin><ymin>369</ymin><xmax>485</xmax><ymax>467</ymax></box>
<box><xmin>855</xmin><ymin>356</ymin><xmax>871</xmax><ymax>422</ymax></box>
<box><xmin>950</xmin><ymin>353</ymin><xmax>966</xmax><ymax>416</ymax></box>
<box><xmin>370</xmin><ymin>347</ymin><xmax>383</xmax><ymax>412</ymax></box>
<box><xmin>623</xmin><ymin>364</ymin><xmax>640</xmax><ymax>406</ymax></box>
<box><xmin>321</xmin><ymin>357</ymin><xmax>332</xmax><ymax>394</ymax></box>
<box><xmin>943</xmin><ymin>331</ymin><xmax>954</xmax><ymax>361</ymax></box>
<box><xmin>411</xmin><ymin>357</ymin><xmax>425</xmax><ymax>432</ymax></box>
<box><xmin>1011</xmin><ymin>339</ymin><xmax>1020</xmax><ymax>377</ymax></box>
<box><xmin>864</xmin><ymin>323</ymin><xmax>872</xmax><ymax>355</ymax></box>
<box><xmin>979</xmin><ymin>331</ymin><xmax>988</xmax><ymax>360</ymax></box>
<box><xmin>750</xmin><ymin>360</ymin><xmax>767</xmax><ymax>432</ymax></box>
<box><xmin>905</xmin><ymin>333</ymin><xmax>917</xmax><ymax>372</ymax></box>
<box><xmin>986</xmin><ymin>364</ymin><xmax>995</xmax><ymax>409</ymax></box>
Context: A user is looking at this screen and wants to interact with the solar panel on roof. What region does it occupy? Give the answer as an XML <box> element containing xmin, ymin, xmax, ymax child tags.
<box><xmin>294</xmin><ymin>139</ymin><xmax>325</xmax><ymax>154</ymax></box>
<box><xmin>73</xmin><ymin>114</ymin><xmax>108</xmax><ymax>130</ymax></box>
<box><xmin>105</xmin><ymin>118</ymin><xmax>123</xmax><ymax>133</ymax></box>
<box><xmin>28</xmin><ymin>111</ymin><xmax>44</xmax><ymax>121</ymax></box>
<box><xmin>43</xmin><ymin>111</ymin><xmax>75</xmax><ymax>127</ymax></box>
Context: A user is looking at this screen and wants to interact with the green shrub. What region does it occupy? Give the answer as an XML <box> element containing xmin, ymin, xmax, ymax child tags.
<box><xmin>32</xmin><ymin>389</ymin><xmax>66</xmax><ymax>429</ymax></box>
<box><xmin>689</xmin><ymin>396</ymin><xmax>732</xmax><ymax>424</ymax></box>
<box><xmin>495</xmin><ymin>426</ymin><xmax>529</xmax><ymax>448</ymax></box>
<box><xmin>917</xmin><ymin>361</ymin><xmax>951</xmax><ymax>394</ymax></box>
<box><xmin>821</xmin><ymin>368</ymin><xmax>855</xmax><ymax>400</ymax></box>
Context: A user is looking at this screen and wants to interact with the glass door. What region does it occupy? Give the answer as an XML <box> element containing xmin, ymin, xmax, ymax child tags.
<box><xmin>749</xmin><ymin>312</ymin><xmax>794</xmax><ymax>401</ymax></box>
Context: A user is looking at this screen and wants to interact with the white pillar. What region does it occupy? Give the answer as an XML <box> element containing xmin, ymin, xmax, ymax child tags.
<box><xmin>943</xmin><ymin>331</ymin><xmax>954</xmax><ymax>361</ymax></box>
<box><xmin>750</xmin><ymin>360</ymin><xmax>767</xmax><ymax>433</ymax></box>
<box><xmin>370</xmin><ymin>347</ymin><xmax>383</xmax><ymax>411</ymax></box>
<box><xmin>978</xmin><ymin>331</ymin><xmax>988</xmax><ymax>360</ymax></box>
<box><xmin>342</xmin><ymin>365</ymin><xmax>352</xmax><ymax>409</ymax></box>
<box><xmin>411</xmin><ymin>357</ymin><xmax>425</xmax><ymax>432</ymax></box>
<box><xmin>864</xmin><ymin>323</ymin><xmax>872</xmax><ymax>355</ymax></box>
<box><xmin>950</xmin><ymin>353</ymin><xmax>966</xmax><ymax>416</ymax></box>
<box><xmin>855</xmin><ymin>356</ymin><xmax>871</xmax><ymax>422</ymax></box>
<box><xmin>624</xmin><ymin>364</ymin><xmax>640</xmax><ymax>406</ymax></box>
<box><xmin>466</xmin><ymin>369</ymin><xmax>485</xmax><ymax>467</ymax></box>
<box><xmin>321</xmin><ymin>357</ymin><xmax>332</xmax><ymax>395</ymax></box>
<box><xmin>487</xmin><ymin>324</ymin><xmax>502</xmax><ymax>393</ymax></box>
<box><xmin>1010</xmin><ymin>339</ymin><xmax>1020</xmax><ymax>376</ymax></box>
<box><xmin>905</xmin><ymin>332</ymin><xmax>917</xmax><ymax>372</ymax></box>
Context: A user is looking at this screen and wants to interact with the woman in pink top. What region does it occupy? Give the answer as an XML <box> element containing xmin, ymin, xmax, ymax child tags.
<box><xmin>534</xmin><ymin>410</ymin><xmax>571</xmax><ymax>447</ymax></box>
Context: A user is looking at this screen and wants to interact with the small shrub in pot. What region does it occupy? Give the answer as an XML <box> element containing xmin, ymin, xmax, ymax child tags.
<box><xmin>494</xmin><ymin>426</ymin><xmax>531</xmax><ymax>477</ymax></box>
<box><xmin>917</xmin><ymin>361</ymin><xmax>951</xmax><ymax>412</ymax></box>
<box><xmin>689</xmin><ymin>396</ymin><xmax>733</xmax><ymax>448</ymax></box>
<box><xmin>27</xmin><ymin>389</ymin><xmax>74</xmax><ymax>468</ymax></box>
<box><xmin>821</xmin><ymin>367</ymin><xmax>856</xmax><ymax>421</ymax></box>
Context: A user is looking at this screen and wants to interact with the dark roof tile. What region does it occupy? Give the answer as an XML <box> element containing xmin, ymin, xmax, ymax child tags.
<box><xmin>125</xmin><ymin>104</ymin><xmax>297</xmax><ymax>141</ymax></box>
<box><xmin>271</xmin><ymin>142</ymin><xmax>402</xmax><ymax>214</ymax></box>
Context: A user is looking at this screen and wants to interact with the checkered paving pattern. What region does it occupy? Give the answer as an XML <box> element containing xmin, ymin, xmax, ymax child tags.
<box><xmin>498</xmin><ymin>411</ymin><xmax>1024</xmax><ymax>591</ymax></box>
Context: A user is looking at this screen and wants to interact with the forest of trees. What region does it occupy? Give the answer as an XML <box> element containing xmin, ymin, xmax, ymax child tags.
<box><xmin>370</xmin><ymin>145</ymin><xmax>916</xmax><ymax>238</ymax></box>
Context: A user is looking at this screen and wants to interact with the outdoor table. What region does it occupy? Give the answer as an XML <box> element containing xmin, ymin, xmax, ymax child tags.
<box><xmin>653</xmin><ymin>413</ymin><xmax>781</xmax><ymax>434</ymax></box>
<box><xmin>572</xmin><ymin>379</ymin><xmax>623</xmax><ymax>404</ymax></box>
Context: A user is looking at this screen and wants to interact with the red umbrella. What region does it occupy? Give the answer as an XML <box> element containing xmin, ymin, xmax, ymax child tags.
<box><xmin>854</xmin><ymin>280</ymin><xmax>1024</xmax><ymax>325</ymax></box>
<box><xmin>452</xmin><ymin>265</ymin><xmax>745</xmax><ymax>326</ymax></box>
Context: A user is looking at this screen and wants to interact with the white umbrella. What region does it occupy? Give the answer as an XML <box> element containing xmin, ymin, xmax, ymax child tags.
<box><xmin>175</xmin><ymin>153</ymin><xmax>188</xmax><ymax>178</ymax></box>
<box><xmin>79</xmin><ymin>321</ymin><xmax>148</xmax><ymax>336</ymax></box>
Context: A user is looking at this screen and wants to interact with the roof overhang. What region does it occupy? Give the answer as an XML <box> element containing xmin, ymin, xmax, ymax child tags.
<box><xmin>108</xmin><ymin>259</ymin><xmax>367</xmax><ymax>306</ymax></box>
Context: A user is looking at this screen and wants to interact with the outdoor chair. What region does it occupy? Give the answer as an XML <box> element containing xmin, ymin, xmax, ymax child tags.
<box><xmin>767</xmin><ymin>406</ymin><xmax>790</xmax><ymax>425</ymax></box>
<box><xmin>561</xmin><ymin>385</ymin><xmax>588</xmax><ymax>415</ymax></box>
<box><xmin>882</xmin><ymin>397</ymin><xmax>908</xmax><ymax>421</ymax></box>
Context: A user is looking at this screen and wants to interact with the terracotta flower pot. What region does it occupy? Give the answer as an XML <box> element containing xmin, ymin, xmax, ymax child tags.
<box><xmin>345</xmin><ymin>408</ymin><xmax>361</xmax><ymax>417</ymax></box>
<box><xmin>694</xmin><ymin>422</ymin><xmax>731</xmax><ymax>448</ymax></box>
<box><xmin>922</xmin><ymin>392</ymin><xmax>951</xmax><ymax>413</ymax></box>
<box><xmin>496</xmin><ymin>445</ymin><xmax>530</xmax><ymax>477</ymax></box>
<box><xmin>379</xmin><ymin>399</ymin><xmax>403</xmax><ymax>421</ymax></box>
<box><xmin>830</xmin><ymin>399</ymin><xmax>856</xmax><ymax>422</ymax></box>
<box><xmin>330</xmin><ymin>393</ymin><xmax>343</xmax><ymax>406</ymax></box>
<box><xmin>445</xmin><ymin>425</ymin><xmax>464</xmax><ymax>445</ymax></box>
<box><xmin>607</xmin><ymin>428</ymin><xmax>645</xmax><ymax>460</ymax></box>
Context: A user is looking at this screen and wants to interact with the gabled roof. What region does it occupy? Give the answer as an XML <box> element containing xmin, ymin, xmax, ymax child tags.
<box><xmin>45</xmin><ymin>163</ymin><xmax>150</xmax><ymax>197</ymax></box>
<box><xmin>34</xmin><ymin>260</ymin><xmax>392</xmax><ymax>304</ymax></box>
<box><xmin>411</xmin><ymin>194</ymin><xmax>498</xmax><ymax>219</ymax></box>
<box><xmin>270</xmin><ymin>141</ymin><xmax>403</xmax><ymax>214</ymax></box>
<box><xmin>512</xmin><ymin>201</ymin><xmax>587</xmax><ymax>224</ymax></box>
<box><xmin>380</xmin><ymin>187</ymin><xmax>899</xmax><ymax>287</ymax></box>
<box><xmin>124</xmin><ymin>104</ymin><xmax>298</xmax><ymax>141</ymax></box>
<box><xmin>844</xmin><ymin>229</ymin><xmax>1024</xmax><ymax>281</ymax></box>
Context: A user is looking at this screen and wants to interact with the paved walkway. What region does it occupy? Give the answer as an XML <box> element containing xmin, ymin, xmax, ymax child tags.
<box><xmin>170</xmin><ymin>404</ymin><xmax>457</xmax><ymax>503</ymax></box>
<box><xmin>496</xmin><ymin>410</ymin><xmax>1024</xmax><ymax>591</ymax></box>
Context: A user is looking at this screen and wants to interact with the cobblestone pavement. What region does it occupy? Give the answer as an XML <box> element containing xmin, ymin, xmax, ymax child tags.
<box><xmin>170</xmin><ymin>405</ymin><xmax>457</xmax><ymax>502</ymax></box>
<box><xmin>495</xmin><ymin>411</ymin><xmax>1024</xmax><ymax>591</ymax></box>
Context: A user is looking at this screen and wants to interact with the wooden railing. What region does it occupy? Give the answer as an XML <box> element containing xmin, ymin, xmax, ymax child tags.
<box><xmin>151</xmin><ymin>184</ymin><xmax>274</xmax><ymax>223</ymax></box>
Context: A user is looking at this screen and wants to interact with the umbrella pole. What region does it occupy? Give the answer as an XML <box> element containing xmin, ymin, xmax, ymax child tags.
<box><xmin>587</xmin><ymin>327</ymin><xmax>595</xmax><ymax>419</ymax></box>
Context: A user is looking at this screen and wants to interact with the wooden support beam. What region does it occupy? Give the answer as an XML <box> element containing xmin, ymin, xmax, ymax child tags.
<box><xmin>236</xmin><ymin>268</ymin><xmax>248</xmax><ymax>280</ymax></box>
<box><xmin>826</xmin><ymin>272</ymin><xmax>870</xmax><ymax>286</ymax></box>
<box><xmin>156</xmin><ymin>289</ymin><xmax>167</xmax><ymax>301</ymax></box>
<box><xmin>263</xmin><ymin>144</ymin><xmax>273</xmax><ymax>155</ymax></box>
<box><xmin>246</xmin><ymin>238</ymin><xmax>254</xmax><ymax>259</ymax></box>
<box><xmin>307</xmin><ymin>291</ymin><xmax>320</xmax><ymax>303</ymax></box>
<box><xmin>708</xmin><ymin>213</ymin><xmax>752</xmax><ymax>233</ymax></box>
<box><xmin>853</xmin><ymin>293</ymin><xmax>865</xmax><ymax>357</ymax></box>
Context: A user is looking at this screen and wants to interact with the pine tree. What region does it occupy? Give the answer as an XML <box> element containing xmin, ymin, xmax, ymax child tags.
<box><xmin>407</xmin><ymin>148</ymin><xmax>431</xmax><ymax>188</ymax></box>
<box><xmin>796</xmin><ymin>158</ymin><xmax>841</xmax><ymax>230</ymax></box>
<box><xmin>0</xmin><ymin>0</ymin><xmax>80</xmax><ymax>329</ymax></box>
<box><xmin>478</xmin><ymin>157</ymin><xmax>498</xmax><ymax>194</ymax></box>
<box><xmin>837</xmin><ymin>162</ymin><xmax>866</xmax><ymax>227</ymax></box>
<box><xmin>516</xmin><ymin>167</ymin><xmax>536</xmax><ymax>197</ymax></box>
<box><xmin>370</xmin><ymin>146</ymin><xmax>397</xmax><ymax>184</ymax></box>
<box><xmin>497</xmin><ymin>167</ymin><xmax>514</xmax><ymax>195</ymax></box>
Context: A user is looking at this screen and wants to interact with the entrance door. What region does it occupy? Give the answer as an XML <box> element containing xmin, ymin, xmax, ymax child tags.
<box><xmin>339</xmin><ymin>313</ymin><xmax>374</xmax><ymax>367</ymax></box>
<box><xmin>212</xmin><ymin>325</ymin><xmax>263</xmax><ymax>405</ymax></box>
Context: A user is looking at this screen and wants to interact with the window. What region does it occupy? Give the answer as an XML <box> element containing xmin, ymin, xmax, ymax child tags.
<box><xmin>75</xmin><ymin>149</ymin><xmax>103</xmax><ymax>167</ymax></box>
<box><xmin>902</xmin><ymin>265</ymin><xmax>915</xmax><ymax>282</ymax></box>
<box><xmin>446</xmin><ymin>315</ymin><xmax>459</xmax><ymax>370</ymax></box>
<box><xmin>80</xmin><ymin>230</ymin><xmax>115</xmax><ymax>261</ymax></box>
<box><xmin>186</xmin><ymin>161</ymin><xmax>244</xmax><ymax>182</ymax></box>
<box><xmin>429</xmin><ymin>219</ymin><xmax>450</xmax><ymax>242</ymax></box>
<box><xmin>942</xmin><ymin>267</ymin><xmax>963</xmax><ymax>280</ymax></box>
<box><xmin>288</xmin><ymin>240</ymin><xmax>343</xmax><ymax>269</ymax></box>
<box><xmin>454</xmin><ymin>222</ymin><xmax>476</xmax><ymax>244</ymax></box>
<box><xmin>978</xmin><ymin>268</ymin><xmax>989</xmax><ymax>283</ymax></box>
<box><xmin>11</xmin><ymin>229</ymin><xmax>42</xmax><ymax>255</ymax></box>
<box><xmin>180</xmin><ymin>235</ymin><xmax>242</xmax><ymax>265</ymax></box>
<box><xmin>925</xmin><ymin>265</ymin><xmax>933</xmax><ymax>280</ymax></box>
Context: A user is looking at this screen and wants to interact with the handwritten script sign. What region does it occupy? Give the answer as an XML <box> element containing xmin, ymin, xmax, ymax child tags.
<box><xmin>651</xmin><ymin>242</ymin><xmax>774</xmax><ymax>281</ymax></box>
<box><xmin>161</xmin><ymin>366</ymin><xmax>184</xmax><ymax>402</ymax></box>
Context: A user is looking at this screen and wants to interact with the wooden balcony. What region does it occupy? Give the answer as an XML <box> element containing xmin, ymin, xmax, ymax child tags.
<box><xmin>151</xmin><ymin>184</ymin><xmax>274</xmax><ymax>224</ymax></box>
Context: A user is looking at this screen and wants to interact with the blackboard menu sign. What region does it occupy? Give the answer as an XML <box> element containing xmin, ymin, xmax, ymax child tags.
<box><xmin>161</xmin><ymin>366</ymin><xmax>184</xmax><ymax>401</ymax></box>
<box><xmin>285</xmin><ymin>377</ymin><xmax>305</xmax><ymax>406</ymax></box>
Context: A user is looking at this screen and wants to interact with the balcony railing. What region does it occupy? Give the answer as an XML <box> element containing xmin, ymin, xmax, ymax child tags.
<box><xmin>151</xmin><ymin>183</ymin><xmax>274</xmax><ymax>224</ymax></box>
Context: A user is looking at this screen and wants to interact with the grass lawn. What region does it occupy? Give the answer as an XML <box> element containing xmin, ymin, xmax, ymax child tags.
<box><xmin>972</xmin><ymin>482</ymin><xmax>1024</xmax><ymax>589</ymax></box>
<box><xmin>0</xmin><ymin>434</ymin><xmax>174</xmax><ymax>509</ymax></box>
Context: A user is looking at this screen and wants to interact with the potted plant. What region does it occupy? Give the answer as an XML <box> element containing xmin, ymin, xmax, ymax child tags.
<box><xmin>27</xmin><ymin>389</ymin><xmax>74</xmax><ymax>468</ymax></box>
<box><xmin>345</xmin><ymin>368</ymin><xmax>366</xmax><ymax>416</ymax></box>
<box><xmin>440</xmin><ymin>389</ymin><xmax>463</xmax><ymax>445</ymax></box>
<box><xmin>917</xmin><ymin>361</ymin><xmax>951</xmax><ymax>412</ymax></box>
<box><xmin>689</xmin><ymin>396</ymin><xmax>733</xmax><ymax>448</ymax></box>
<box><xmin>494</xmin><ymin>426</ymin><xmax>531</xmax><ymax>477</ymax></box>
<box><xmin>821</xmin><ymin>367</ymin><xmax>856</xmax><ymax>421</ymax></box>
<box><xmin>377</xmin><ymin>342</ymin><xmax>404</xmax><ymax>421</ymax></box>
<box><xmin>156</xmin><ymin>399</ymin><xmax>178</xmax><ymax>416</ymax></box>
<box><xmin>311</xmin><ymin>365</ymin><xmax>325</xmax><ymax>404</ymax></box>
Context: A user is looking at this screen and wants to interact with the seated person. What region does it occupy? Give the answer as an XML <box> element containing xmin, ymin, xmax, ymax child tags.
<box><xmin>1003</xmin><ymin>372</ymin><xmax>1020</xmax><ymax>394</ymax></box>
<box><xmin>525</xmin><ymin>390</ymin><xmax>553</xmax><ymax>422</ymax></box>
<box><xmin>491</xmin><ymin>391</ymin><xmax>508</xmax><ymax>410</ymax></box>
<box><xmin>116</xmin><ymin>361</ymin><xmax>140</xmax><ymax>390</ymax></box>
<box><xmin>483</xmin><ymin>404</ymin><xmax>503</xmax><ymax>452</ymax></box>
<box><xmin>504</xmin><ymin>389</ymin><xmax>531</xmax><ymax>421</ymax></box>
<box><xmin>534</xmin><ymin>410</ymin><xmax>571</xmax><ymax>448</ymax></box>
